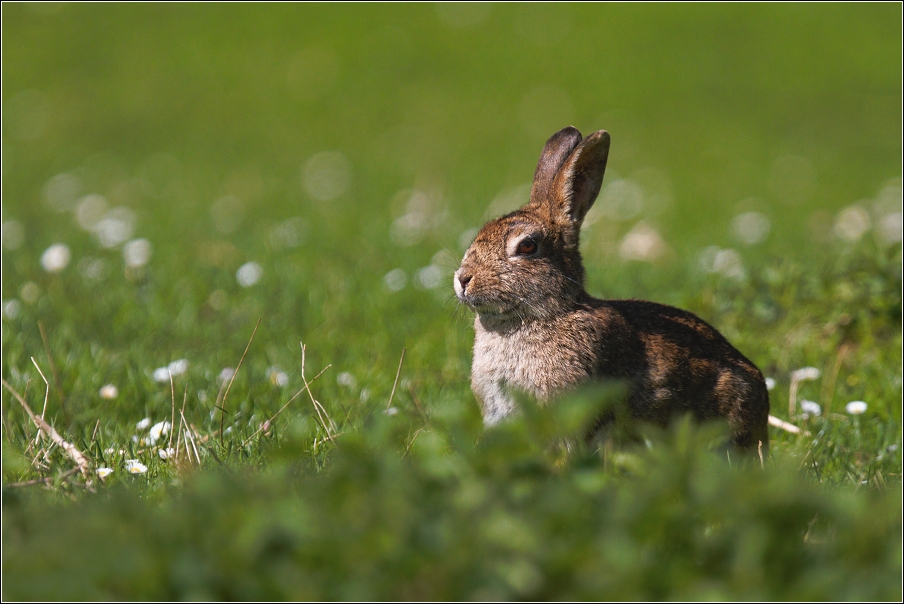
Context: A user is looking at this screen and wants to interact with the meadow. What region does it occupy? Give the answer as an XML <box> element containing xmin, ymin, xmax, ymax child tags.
<box><xmin>2</xmin><ymin>4</ymin><xmax>901</xmax><ymax>600</ymax></box>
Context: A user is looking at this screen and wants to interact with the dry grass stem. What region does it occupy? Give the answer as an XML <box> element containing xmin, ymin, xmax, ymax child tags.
<box><xmin>29</xmin><ymin>448</ymin><xmax>50</xmax><ymax>471</ymax></box>
<box><xmin>5</xmin><ymin>467</ymin><xmax>81</xmax><ymax>489</ymax></box>
<box><xmin>300</xmin><ymin>342</ymin><xmax>336</xmax><ymax>438</ymax></box>
<box><xmin>219</xmin><ymin>318</ymin><xmax>261</xmax><ymax>445</ymax></box>
<box><xmin>2</xmin><ymin>378</ymin><xmax>91</xmax><ymax>477</ymax></box>
<box><xmin>29</xmin><ymin>357</ymin><xmax>50</xmax><ymax>445</ymax></box>
<box><xmin>239</xmin><ymin>357</ymin><xmax>333</xmax><ymax>448</ymax></box>
<box><xmin>822</xmin><ymin>343</ymin><xmax>851</xmax><ymax>416</ymax></box>
<box><xmin>768</xmin><ymin>414</ymin><xmax>802</xmax><ymax>434</ymax></box>
<box><xmin>407</xmin><ymin>384</ymin><xmax>429</xmax><ymax>424</ymax></box>
<box><xmin>174</xmin><ymin>387</ymin><xmax>189</xmax><ymax>467</ymax></box>
<box><xmin>241</xmin><ymin>389</ymin><xmax>304</xmax><ymax>448</ymax></box>
<box><xmin>38</xmin><ymin>321</ymin><xmax>68</xmax><ymax>423</ymax></box>
<box><xmin>387</xmin><ymin>347</ymin><xmax>406</xmax><ymax>411</ymax></box>
<box><xmin>181</xmin><ymin>410</ymin><xmax>201</xmax><ymax>465</ymax></box>
<box><xmin>168</xmin><ymin>371</ymin><xmax>176</xmax><ymax>451</ymax></box>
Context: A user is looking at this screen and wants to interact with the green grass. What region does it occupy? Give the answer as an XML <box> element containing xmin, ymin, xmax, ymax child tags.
<box><xmin>2</xmin><ymin>3</ymin><xmax>901</xmax><ymax>600</ymax></box>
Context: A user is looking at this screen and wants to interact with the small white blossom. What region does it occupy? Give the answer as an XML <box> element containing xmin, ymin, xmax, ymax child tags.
<box><xmin>383</xmin><ymin>268</ymin><xmax>407</xmax><ymax>292</ymax></box>
<box><xmin>218</xmin><ymin>367</ymin><xmax>236</xmax><ymax>383</ymax></box>
<box><xmin>123</xmin><ymin>238</ymin><xmax>152</xmax><ymax>268</ymax></box>
<box><xmin>158</xmin><ymin>448</ymin><xmax>176</xmax><ymax>460</ymax></box>
<box><xmin>125</xmin><ymin>459</ymin><xmax>148</xmax><ymax>474</ymax></box>
<box><xmin>147</xmin><ymin>421</ymin><xmax>171</xmax><ymax>445</ymax></box>
<box><xmin>791</xmin><ymin>367</ymin><xmax>821</xmax><ymax>382</ymax></box>
<box><xmin>267</xmin><ymin>366</ymin><xmax>289</xmax><ymax>387</ymax></box>
<box><xmin>337</xmin><ymin>372</ymin><xmax>357</xmax><ymax>388</ymax></box>
<box><xmin>3</xmin><ymin>299</ymin><xmax>21</xmax><ymax>319</ymax></box>
<box><xmin>236</xmin><ymin>261</ymin><xmax>263</xmax><ymax>287</ymax></box>
<box><xmin>40</xmin><ymin>243</ymin><xmax>71</xmax><ymax>273</ymax></box>
<box><xmin>99</xmin><ymin>384</ymin><xmax>119</xmax><ymax>399</ymax></box>
<box><xmin>96</xmin><ymin>467</ymin><xmax>114</xmax><ymax>479</ymax></box>
<box><xmin>136</xmin><ymin>417</ymin><xmax>152</xmax><ymax>431</ymax></box>
<box><xmin>167</xmin><ymin>359</ymin><xmax>188</xmax><ymax>376</ymax></box>
<box><xmin>799</xmin><ymin>400</ymin><xmax>822</xmax><ymax>417</ymax></box>
<box><xmin>765</xmin><ymin>377</ymin><xmax>775</xmax><ymax>391</ymax></box>
<box><xmin>152</xmin><ymin>367</ymin><xmax>170</xmax><ymax>382</ymax></box>
<box><xmin>845</xmin><ymin>401</ymin><xmax>868</xmax><ymax>415</ymax></box>
<box><xmin>384</xmin><ymin>407</ymin><xmax>399</xmax><ymax>416</ymax></box>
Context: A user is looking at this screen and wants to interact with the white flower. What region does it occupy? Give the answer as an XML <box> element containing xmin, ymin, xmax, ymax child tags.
<box><xmin>416</xmin><ymin>264</ymin><xmax>443</xmax><ymax>289</ymax></box>
<box><xmin>845</xmin><ymin>401</ymin><xmax>868</xmax><ymax>415</ymax></box>
<box><xmin>337</xmin><ymin>372</ymin><xmax>357</xmax><ymax>388</ymax></box>
<box><xmin>791</xmin><ymin>367</ymin><xmax>821</xmax><ymax>382</ymax></box>
<box><xmin>236</xmin><ymin>262</ymin><xmax>263</xmax><ymax>287</ymax></box>
<box><xmin>765</xmin><ymin>377</ymin><xmax>775</xmax><ymax>391</ymax></box>
<box><xmin>123</xmin><ymin>238</ymin><xmax>152</xmax><ymax>268</ymax></box>
<box><xmin>799</xmin><ymin>400</ymin><xmax>822</xmax><ymax>417</ymax></box>
<box><xmin>136</xmin><ymin>417</ymin><xmax>152</xmax><ymax>431</ymax></box>
<box><xmin>147</xmin><ymin>421</ymin><xmax>171</xmax><ymax>445</ymax></box>
<box><xmin>125</xmin><ymin>459</ymin><xmax>147</xmax><ymax>474</ymax></box>
<box><xmin>303</xmin><ymin>151</ymin><xmax>351</xmax><ymax>201</ymax></box>
<box><xmin>99</xmin><ymin>384</ymin><xmax>119</xmax><ymax>399</ymax></box>
<box><xmin>384</xmin><ymin>407</ymin><xmax>399</xmax><ymax>416</ymax></box>
<box><xmin>731</xmin><ymin>211</ymin><xmax>771</xmax><ymax>246</ymax></box>
<box><xmin>158</xmin><ymin>448</ymin><xmax>175</xmax><ymax>460</ymax></box>
<box><xmin>40</xmin><ymin>243</ymin><xmax>71</xmax><ymax>273</ymax></box>
<box><xmin>267</xmin><ymin>366</ymin><xmax>289</xmax><ymax>387</ymax></box>
<box><xmin>383</xmin><ymin>268</ymin><xmax>407</xmax><ymax>292</ymax></box>
<box><xmin>152</xmin><ymin>367</ymin><xmax>170</xmax><ymax>382</ymax></box>
<box><xmin>3</xmin><ymin>299</ymin><xmax>21</xmax><ymax>319</ymax></box>
<box><xmin>619</xmin><ymin>222</ymin><xmax>668</xmax><ymax>262</ymax></box>
<box><xmin>218</xmin><ymin>367</ymin><xmax>236</xmax><ymax>383</ymax></box>
<box><xmin>168</xmin><ymin>359</ymin><xmax>188</xmax><ymax>376</ymax></box>
<box><xmin>96</xmin><ymin>467</ymin><xmax>114</xmax><ymax>478</ymax></box>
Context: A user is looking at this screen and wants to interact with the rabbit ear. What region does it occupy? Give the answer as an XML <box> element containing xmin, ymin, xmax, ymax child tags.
<box><xmin>549</xmin><ymin>130</ymin><xmax>611</xmax><ymax>230</ymax></box>
<box><xmin>529</xmin><ymin>127</ymin><xmax>584</xmax><ymax>208</ymax></box>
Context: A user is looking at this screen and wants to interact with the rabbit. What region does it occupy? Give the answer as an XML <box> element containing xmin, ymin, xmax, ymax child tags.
<box><xmin>453</xmin><ymin>126</ymin><xmax>769</xmax><ymax>450</ymax></box>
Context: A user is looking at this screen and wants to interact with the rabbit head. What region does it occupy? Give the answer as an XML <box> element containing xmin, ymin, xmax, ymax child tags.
<box><xmin>454</xmin><ymin>127</ymin><xmax>610</xmax><ymax>323</ymax></box>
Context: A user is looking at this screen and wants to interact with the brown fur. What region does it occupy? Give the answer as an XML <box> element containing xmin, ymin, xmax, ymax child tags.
<box><xmin>454</xmin><ymin>127</ymin><xmax>769</xmax><ymax>450</ymax></box>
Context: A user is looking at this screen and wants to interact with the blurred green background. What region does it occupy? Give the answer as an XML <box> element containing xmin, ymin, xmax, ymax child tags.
<box><xmin>4</xmin><ymin>3</ymin><xmax>899</xmax><ymax>253</ymax></box>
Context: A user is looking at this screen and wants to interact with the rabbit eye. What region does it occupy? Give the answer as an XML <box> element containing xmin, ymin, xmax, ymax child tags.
<box><xmin>515</xmin><ymin>238</ymin><xmax>538</xmax><ymax>256</ymax></box>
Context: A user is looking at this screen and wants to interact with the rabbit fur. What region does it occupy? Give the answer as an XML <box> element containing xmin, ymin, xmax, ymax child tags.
<box><xmin>453</xmin><ymin>127</ymin><xmax>769</xmax><ymax>450</ymax></box>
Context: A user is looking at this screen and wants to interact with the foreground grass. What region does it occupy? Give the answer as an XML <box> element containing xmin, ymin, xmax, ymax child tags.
<box><xmin>4</xmin><ymin>404</ymin><xmax>902</xmax><ymax>601</ymax></box>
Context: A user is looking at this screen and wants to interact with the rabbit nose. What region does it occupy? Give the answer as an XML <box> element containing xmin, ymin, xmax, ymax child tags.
<box><xmin>458</xmin><ymin>273</ymin><xmax>472</xmax><ymax>292</ymax></box>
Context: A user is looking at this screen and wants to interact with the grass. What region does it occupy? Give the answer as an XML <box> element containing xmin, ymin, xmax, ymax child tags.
<box><xmin>2</xmin><ymin>3</ymin><xmax>901</xmax><ymax>600</ymax></box>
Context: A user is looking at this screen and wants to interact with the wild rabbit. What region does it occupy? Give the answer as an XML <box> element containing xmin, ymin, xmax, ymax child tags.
<box><xmin>454</xmin><ymin>127</ymin><xmax>769</xmax><ymax>450</ymax></box>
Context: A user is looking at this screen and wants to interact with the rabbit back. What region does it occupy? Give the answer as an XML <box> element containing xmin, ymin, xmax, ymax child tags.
<box><xmin>591</xmin><ymin>298</ymin><xmax>769</xmax><ymax>449</ymax></box>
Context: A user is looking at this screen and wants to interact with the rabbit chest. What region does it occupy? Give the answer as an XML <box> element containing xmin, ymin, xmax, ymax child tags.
<box><xmin>470</xmin><ymin>314</ymin><xmax>599</xmax><ymax>425</ymax></box>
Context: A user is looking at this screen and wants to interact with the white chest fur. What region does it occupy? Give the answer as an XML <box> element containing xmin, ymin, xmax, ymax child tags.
<box><xmin>470</xmin><ymin>314</ymin><xmax>596</xmax><ymax>425</ymax></box>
